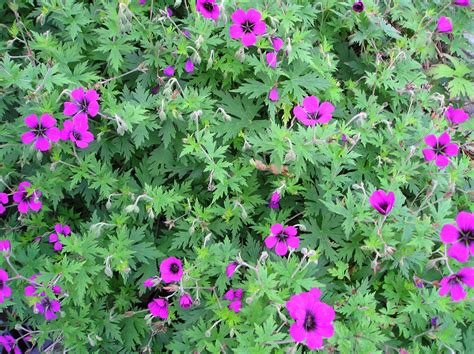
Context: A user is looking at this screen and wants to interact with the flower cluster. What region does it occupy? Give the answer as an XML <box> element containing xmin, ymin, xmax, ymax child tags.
<box><xmin>224</xmin><ymin>288</ymin><xmax>243</xmax><ymax>313</ymax></box>
<box><xmin>49</xmin><ymin>224</ymin><xmax>72</xmax><ymax>251</ymax></box>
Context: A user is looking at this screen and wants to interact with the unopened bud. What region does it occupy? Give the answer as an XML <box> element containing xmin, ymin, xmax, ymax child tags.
<box><xmin>259</xmin><ymin>251</ymin><xmax>269</xmax><ymax>262</ymax></box>
<box><xmin>205</xmin><ymin>330</ymin><xmax>211</xmax><ymax>338</ymax></box>
<box><xmin>106</xmin><ymin>200</ymin><xmax>112</xmax><ymax>210</ymax></box>
<box><xmin>191</xmin><ymin>52</ymin><xmax>201</xmax><ymax>65</ymax></box>
<box><xmin>124</xmin><ymin>204</ymin><xmax>139</xmax><ymax>214</ymax></box>
<box><xmin>284</xmin><ymin>150</ymin><xmax>296</xmax><ymax>162</ymax></box>
<box><xmin>235</xmin><ymin>47</ymin><xmax>245</xmax><ymax>63</ymax></box>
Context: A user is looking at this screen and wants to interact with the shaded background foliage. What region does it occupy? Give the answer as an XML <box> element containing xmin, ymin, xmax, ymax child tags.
<box><xmin>0</xmin><ymin>0</ymin><xmax>473</xmax><ymax>352</ymax></box>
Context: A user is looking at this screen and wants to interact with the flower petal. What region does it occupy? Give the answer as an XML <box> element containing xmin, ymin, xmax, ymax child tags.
<box><xmin>87</xmin><ymin>101</ymin><xmax>99</xmax><ymax>117</ymax></box>
<box><xmin>252</xmin><ymin>21</ymin><xmax>266</xmax><ymax>36</ymax></box>
<box><xmin>303</xmin><ymin>96</ymin><xmax>319</xmax><ymax>113</ymax></box>
<box><xmin>63</xmin><ymin>102</ymin><xmax>79</xmax><ymax>116</ymax></box>
<box><xmin>40</xmin><ymin>114</ymin><xmax>56</xmax><ymax>128</ymax></box>
<box><xmin>35</xmin><ymin>137</ymin><xmax>51</xmax><ymax>152</ymax></box>
<box><xmin>229</xmin><ymin>24</ymin><xmax>243</xmax><ymax>39</ymax></box>
<box><xmin>24</xmin><ymin>114</ymin><xmax>38</xmax><ymax>128</ymax></box>
<box><xmin>438</xmin><ymin>132</ymin><xmax>451</xmax><ymax>146</ymax></box>
<box><xmin>231</xmin><ymin>9</ymin><xmax>247</xmax><ymax>24</ymax></box>
<box><xmin>275</xmin><ymin>241</ymin><xmax>288</xmax><ymax>256</ymax></box>
<box><xmin>46</xmin><ymin>127</ymin><xmax>61</xmax><ymax>142</ymax></box>
<box><xmin>270</xmin><ymin>223</ymin><xmax>284</xmax><ymax>235</ymax></box>
<box><xmin>264</xmin><ymin>235</ymin><xmax>277</xmax><ymax>249</ymax></box>
<box><xmin>422</xmin><ymin>148</ymin><xmax>436</xmax><ymax>161</ymax></box>
<box><xmin>424</xmin><ymin>135</ymin><xmax>437</xmax><ymax>148</ymax></box>
<box><xmin>435</xmin><ymin>155</ymin><xmax>449</xmax><ymax>168</ymax></box>
<box><xmin>21</xmin><ymin>131</ymin><xmax>36</xmax><ymax>145</ymax></box>
<box><xmin>71</xmin><ymin>87</ymin><xmax>85</xmax><ymax>102</ymax></box>
<box><xmin>447</xmin><ymin>242</ymin><xmax>470</xmax><ymax>263</ymax></box>
<box><xmin>456</xmin><ymin>211</ymin><xmax>474</xmax><ymax>232</ymax></box>
<box><xmin>286</xmin><ymin>236</ymin><xmax>300</xmax><ymax>249</ymax></box>
<box><xmin>450</xmin><ymin>283</ymin><xmax>466</xmax><ymax>301</ymax></box>
<box><xmin>289</xmin><ymin>323</ymin><xmax>306</xmax><ymax>342</ymax></box>
<box><xmin>440</xmin><ymin>224</ymin><xmax>459</xmax><ymax>243</ymax></box>
<box><xmin>241</xmin><ymin>32</ymin><xmax>256</xmax><ymax>46</ymax></box>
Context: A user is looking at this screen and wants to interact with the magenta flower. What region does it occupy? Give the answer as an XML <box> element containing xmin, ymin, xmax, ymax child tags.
<box><xmin>454</xmin><ymin>0</ymin><xmax>470</xmax><ymax>6</ymax></box>
<box><xmin>271</xmin><ymin>37</ymin><xmax>284</xmax><ymax>51</ymax></box>
<box><xmin>49</xmin><ymin>224</ymin><xmax>71</xmax><ymax>251</ymax></box>
<box><xmin>293</xmin><ymin>96</ymin><xmax>335</xmax><ymax>126</ymax></box>
<box><xmin>229</xmin><ymin>8</ymin><xmax>266</xmax><ymax>47</ymax></box>
<box><xmin>61</xmin><ymin>113</ymin><xmax>94</xmax><ymax>149</ymax></box>
<box><xmin>148</xmin><ymin>298</ymin><xmax>169</xmax><ymax>318</ymax></box>
<box><xmin>35</xmin><ymin>297</ymin><xmax>61</xmax><ymax>320</ymax></box>
<box><xmin>183</xmin><ymin>30</ymin><xmax>191</xmax><ymax>38</ymax></box>
<box><xmin>21</xmin><ymin>114</ymin><xmax>60</xmax><ymax>152</ymax></box>
<box><xmin>0</xmin><ymin>193</ymin><xmax>8</xmax><ymax>215</ymax></box>
<box><xmin>185</xmin><ymin>59</ymin><xmax>195</xmax><ymax>73</ymax></box>
<box><xmin>268</xmin><ymin>191</ymin><xmax>281</xmax><ymax>209</ymax></box>
<box><xmin>269</xmin><ymin>87</ymin><xmax>279</xmax><ymax>102</ymax></box>
<box><xmin>167</xmin><ymin>7</ymin><xmax>173</xmax><ymax>17</ymax></box>
<box><xmin>224</xmin><ymin>288</ymin><xmax>243</xmax><ymax>313</ymax></box>
<box><xmin>445</xmin><ymin>106</ymin><xmax>469</xmax><ymax>124</ymax></box>
<box><xmin>264</xmin><ymin>224</ymin><xmax>299</xmax><ymax>256</ymax></box>
<box><xmin>139</xmin><ymin>0</ymin><xmax>146</xmax><ymax>4</ymax></box>
<box><xmin>196</xmin><ymin>0</ymin><xmax>220</xmax><ymax>20</ymax></box>
<box><xmin>286</xmin><ymin>288</ymin><xmax>335</xmax><ymax>350</ymax></box>
<box><xmin>64</xmin><ymin>87</ymin><xmax>100</xmax><ymax>118</ymax></box>
<box><xmin>0</xmin><ymin>269</ymin><xmax>12</xmax><ymax>303</ymax></box>
<box><xmin>0</xmin><ymin>240</ymin><xmax>11</xmax><ymax>253</ymax></box>
<box><xmin>0</xmin><ymin>335</ymin><xmax>21</xmax><ymax>354</ymax></box>
<box><xmin>369</xmin><ymin>189</ymin><xmax>395</xmax><ymax>215</ymax></box>
<box><xmin>24</xmin><ymin>274</ymin><xmax>62</xmax><ymax>298</ymax></box>
<box><xmin>225</xmin><ymin>262</ymin><xmax>238</xmax><ymax>278</ymax></box>
<box><xmin>143</xmin><ymin>277</ymin><xmax>159</xmax><ymax>287</ymax></box>
<box><xmin>13</xmin><ymin>181</ymin><xmax>42</xmax><ymax>214</ymax></box>
<box><xmin>163</xmin><ymin>66</ymin><xmax>175</xmax><ymax>77</ymax></box>
<box><xmin>437</xmin><ymin>16</ymin><xmax>453</xmax><ymax>33</ymax></box>
<box><xmin>440</xmin><ymin>212</ymin><xmax>474</xmax><ymax>263</ymax></box>
<box><xmin>422</xmin><ymin>132</ymin><xmax>458</xmax><ymax>168</ymax></box>
<box><xmin>352</xmin><ymin>1</ymin><xmax>364</xmax><ymax>12</ymax></box>
<box><xmin>160</xmin><ymin>256</ymin><xmax>183</xmax><ymax>283</ymax></box>
<box><xmin>179</xmin><ymin>293</ymin><xmax>193</xmax><ymax>309</ymax></box>
<box><xmin>266</xmin><ymin>52</ymin><xmax>277</xmax><ymax>68</ymax></box>
<box><xmin>439</xmin><ymin>267</ymin><xmax>474</xmax><ymax>301</ymax></box>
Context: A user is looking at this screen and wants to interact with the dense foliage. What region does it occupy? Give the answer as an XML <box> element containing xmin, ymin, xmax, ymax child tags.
<box><xmin>0</xmin><ymin>0</ymin><xmax>473</xmax><ymax>352</ymax></box>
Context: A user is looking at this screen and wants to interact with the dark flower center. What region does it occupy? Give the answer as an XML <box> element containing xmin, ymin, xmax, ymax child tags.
<box><xmin>35</xmin><ymin>125</ymin><xmax>47</xmax><ymax>137</ymax></box>
<box><xmin>0</xmin><ymin>280</ymin><xmax>5</xmax><ymax>290</ymax></box>
<box><xmin>433</xmin><ymin>143</ymin><xmax>446</xmax><ymax>155</ymax></box>
<box><xmin>203</xmin><ymin>2</ymin><xmax>214</xmax><ymax>12</ymax></box>
<box><xmin>353</xmin><ymin>2</ymin><xmax>364</xmax><ymax>12</ymax></box>
<box><xmin>170</xmin><ymin>263</ymin><xmax>180</xmax><ymax>273</ymax></box>
<box><xmin>73</xmin><ymin>131</ymin><xmax>82</xmax><ymax>141</ymax></box>
<box><xmin>276</xmin><ymin>231</ymin><xmax>288</xmax><ymax>242</ymax></box>
<box><xmin>303</xmin><ymin>311</ymin><xmax>317</xmax><ymax>331</ymax></box>
<box><xmin>308</xmin><ymin>111</ymin><xmax>322</xmax><ymax>120</ymax></box>
<box><xmin>460</xmin><ymin>229</ymin><xmax>474</xmax><ymax>245</ymax></box>
<box><xmin>378</xmin><ymin>201</ymin><xmax>388</xmax><ymax>212</ymax></box>
<box><xmin>241</xmin><ymin>20</ymin><xmax>255</xmax><ymax>34</ymax></box>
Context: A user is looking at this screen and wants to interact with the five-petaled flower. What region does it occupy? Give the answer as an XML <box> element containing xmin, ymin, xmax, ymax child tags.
<box><xmin>224</xmin><ymin>288</ymin><xmax>243</xmax><ymax>313</ymax></box>
<box><xmin>21</xmin><ymin>114</ymin><xmax>60</xmax><ymax>152</ymax></box>
<box><xmin>0</xmin><ymin>269</ymin><xmax>12</xmax><ymax>303</ymax></box>
<box><xmin>286</xmin><ymin>288</ymin><xmax>335</xmax><ymax>350</ymax></box>
<box><xmin>229</xmin><ymin>8</ymin><xmax>266</xmax><ymax>47</ymax></box>
<box><xmin>13</xmin><ymin>181</ymin><xmax>42</xmax><ymax>214</ymax></box>
<box><xmin>293</xmin><ymin>96</ymin><xmax>335</xmax><ymax>126</ymax></box>
<box><xmin>445</xmin><ymin>106</ymin><xmax>469</xmax><ymax>124</ymax></box>
<box><xmin>34</xmin><ymin>296</ymin><xmax>61</xmax><ymax>320</ymax></box>
<box><xmin>264</xmin><ymin>224</ymin><xmax>299</xmax><ymax>256</ymax></box>
<box><xmin>61</xmin><ymin>113</ymin><xmax>94</xmax><ymax>149</ymax></box>
<box><xmin>439</xmin><ymin>267</ymin><xmax>474</xmax><ymax>302</ymax></box>
<box><xmin>64</xmin><ymin>87</ymin><xmax>100</xmax><ymax>118</ymax></box>
<box><xmin>369</xmin><ymin>189</ymin><xmax>395</xmax><ymax>215</ymax></box>
<box><xmin>148</xmin><ymin>298</ymin><xmax>169</xmax><ymax>319</ymax></box>
<box><xmin>440</xmin><ymin>211</ymin><xmax>474</xmax><ymax>263</ymax></box>
<box><xmin>0</xmin><ymin>335</ymin><xmax>21</xmax><ymax>354</ymax></box>
<box><xmin>49</xmin><ymin>224</ymin><xmax>72</xmax><ymax>251</ymax></box>
<box><xmin>160</xmin><ymin>256</ymin><xmax>183</xmax><ymax>283</ymax></box>
<box><xmin>0</xmin><ymin>193</ymin><xmax>8</xmax><ymax>215</ymax></box>
<box><xmin>422</xmin><ymin>132</ymin><xmax>458</xmax><ymax>168</ymax></box>
<box><xmin>196</xmin><ymin>0</ymin><xmax>220</xmax><ymax>20</ymax></box>
<box><xmin>437</xmin><ymin>16</ymin><xmax>453</xmax><ymax>33</ymax></box>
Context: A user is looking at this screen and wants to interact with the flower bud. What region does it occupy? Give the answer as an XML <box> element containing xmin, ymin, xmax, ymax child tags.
<box><xmin>179</xmin><ymin>293</ymin><xmax>193</xmax><ymax>309</ymax></box>
<box><xmin>235</xmin><ymin>47</ymin><xmax>245</xmax><ymax>63</ymax></box>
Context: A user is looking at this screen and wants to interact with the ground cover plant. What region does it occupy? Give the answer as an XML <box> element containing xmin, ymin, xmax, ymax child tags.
<box><xmin>0</xmin><ymin>0</ymin><xmax>473</xmax><ymax>352</ymax></box>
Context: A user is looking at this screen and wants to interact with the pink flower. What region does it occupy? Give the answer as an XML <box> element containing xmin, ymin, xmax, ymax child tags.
<box><xmin>167</xmin><ymin>7</ymin><xmax>173</xmax><ymax>17</ymax></box>
<box><xmin>437</xmin><ymin>16</ymin><xmax>453</xmax><ymax>33</ymax></box>
<box><xmin>0</xmin><ymin>269</ymin><xmax>12</xmax><ymax>303</ymax></box>
<box><xmin>185</xmin><ymin>59</ymin><xmax>195</xmax><ymax>73</ymax></box>
<box><xmin>0</xmin><ymin>335</ymin><xmax>21</xmax><ymax>354</ymax></box>
<box><xmin>269</xmin><ymin>87</ymin><xmax>279</xmax><ymax>102</ymax></box>
<box><xmin>64</xmin><ymin>87</ymin><xmax>100</xmax><ymax>117</ymax></box>
<box><xmin>61</xmin><ymin>113</ymin><xmax>94</xmax><ymax>149</ymax></box>
<box><xmin>352</xmin><ymin>1</ymin><xmax>364</xmax><ymax>12</ymax></box>
<box><xmin>422</xmin><ymin>132</ymin><xmax>458</xmax><ymax>168</ymax></box>
<box><xmin>454</xmin><ymin>0</ymin><xmax>470</xmax><ymax>5</ymax></box>
<box><xmin>445</xmin><ymin>106</ymin><xmax>469</xmax><ymax>124</ymax></box>
<box><xmin>0</xmin><ymin>193</ymin><xmax>8</xmax><ymax>215</ymax></box>
<box><xmin>49</xmin><ymin>224</ymin><xmax>71</xmax><ymax>252</ymax></box>
<box><xmin>293</xmin><ymin>96</ymin><xmax>335</xmax><ymax>126</ymax></box>
<box><xmin>439</xmin><ymin>267</ymin><xmax>474</xmax><ymax>301</ymax></box>
<box><xmin>271</xmin><ymin>37</ymin><xmax>284</xmax><ymax>51</ymax></box>
<box><xmin>179</xmin><ymin>293</ymin><xmax>193</xmax><ymax>309</ymax></box>
<box><xmin>148</xmin><ymin>298</ymin><xmax>169</xmax><ymax>318</ymax></box>
<box><xmin>224</xmin><ymin>288</ymin><xmax>243</xmax><ymax>313</ymax></box>
<box><xmin>13</xmin><ymin>181</ymin><xmax>42</xmax><ymax>214</ymax></box>
<box><xmin>139</xmin><ymin>0</ymin><xmax>146</xmax><ymax>4</ymax></box>
<box><xmin>268</xmin><ymin>191</ymin><xmax>281</xmax><ymax>209</ymax></box>
<box><xmin>143</xmin><ymin>277</ymin><xmax>158</xmax><ymax>287</ymax></box>
<box><xmin>196</xmin><ymin>0</ymin><xmax>220</xmax><ymax>20</ymax></box>
<box><xmin>229</xmin><ymin>8</ymin><xmax>266</xmax><ymax>47</ymax></box>
<box><xmin>440</xmin><ymin>211</ymin><xmax>474</xmax><ymax>263</ymax></box>
<box><xmin>35</xmin><ymin>297</ymin><xmax>61</xmax><ymax>320</ymax></box>
<box><xmin>369</xmin><ymin>190</ymin><xmax>395</xmax><ymax>215</ymax></box>
<box><xmin>264</xmin><ymin>224</ymin><xmax>299</xmax><ymax>256</ymax></box>
<box><xmin>163</xmin><ymin>66</ymin><xmax>175</xmax><ymax>76</ymax></box>
<box><xmin>0</xmin><ymin>240</ymin><xmax>11</xmax><ymax>253</ymax></box>
<box><xmin>160</xmin><ymin>257</ymin><xmax>183</xmax><ymax>283</ymax></box>
<box><xmin>266</xmin><ymin>52</ymin><xmax>277</xmax><ymax>68</ymax></box>
<box><xmin>21</xmin><ymin>114</ymin><xmax>60</xmax><ymax>152</ymax></box>
<box><xmin>225</xmin><ymin>262</ymin><xmax>238</xmax><ymax>278</ymax></box>
<box><xmin>286</xmin><ymin>288</ymin><xmax>335</xmax><ymax>350</ymax></box>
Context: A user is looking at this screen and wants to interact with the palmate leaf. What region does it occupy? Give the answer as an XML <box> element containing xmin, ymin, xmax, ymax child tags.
<box><xmin>281</xmin><ymin>61</ymin><xmax>330</xmax><ymax>100</ymax></box>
